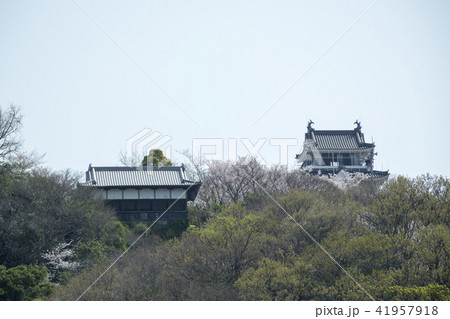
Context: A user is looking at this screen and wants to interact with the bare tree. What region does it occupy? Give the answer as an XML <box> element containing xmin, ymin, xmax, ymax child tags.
<box><xmin>263</xmin><ymin>164</ymin><xmax>289</xmax><ymax>193</ymax></box>
<box><xmin>118</xmin><ymin>150</ymin><xmax>142</xmax><ymax>166</ymax></box>
<box><xmin>6</xmin><ymin>150</ymin><xmax>45</xmax><ymax>172</ymax></box>
<box><xmin>196</xmin><ymin>157</ymin><xmax>267</xmax><ymax>206</ymax></box>
<box><xmin>178</xmin><ymin>149</ymin><xmax>208</xmax><ymax>181</ymax></box>
<box><xmin>0</xmin><ymin>105</ymin><xmax>23</xmax><ymax>159</ymax></box>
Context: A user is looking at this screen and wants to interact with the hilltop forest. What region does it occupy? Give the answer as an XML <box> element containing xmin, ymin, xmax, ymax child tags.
<box><xmin>0</xmin><ymin>105</ymin><xmax>449</xmax><ymax>301</ymax></box>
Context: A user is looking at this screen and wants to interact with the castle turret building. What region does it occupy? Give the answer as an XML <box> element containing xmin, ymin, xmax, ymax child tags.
<box><xmin>296</xmin><ymin>120</ymin><xmax>389</xmax><ymax>178</ymax></box>
<box><xmin>80</xmin><ymin>165</ymin><xmax>201</xmax><ymax>222</ymax></box>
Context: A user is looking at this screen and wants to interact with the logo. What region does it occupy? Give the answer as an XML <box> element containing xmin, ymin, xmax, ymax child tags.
<box><xmin>124</xmin><ymin>129</ymin><xmax>303</xmax><ymax>168</ymax></box>
<box><xmin>123</xmin><ymin>128</ymin><xmax>173</xmax><ymax>168</ymax></box>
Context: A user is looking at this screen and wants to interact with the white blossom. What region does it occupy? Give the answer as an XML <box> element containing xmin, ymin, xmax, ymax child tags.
<box><xmin>317</xmin><ymin>170</ymin><xmax>371</xmax><ymax>189</ymax></box>
<box><xmin>42</xmin><ymin>241</ymin><xmax>80</xmax><ymax>281</ymax></box>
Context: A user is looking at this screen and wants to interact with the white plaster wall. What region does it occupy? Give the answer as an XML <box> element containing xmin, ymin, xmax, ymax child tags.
<box><xmin>171</xmin><ymin>188</ymin><xmax>186</xmax><ymax>199</ymax></box>
<box><xmin>108</xmin><ymin>189</ymin><xmax>122</xmax><ymax>200</ymax></box>
<box><xmin>155</xmin><ymin>188</ymin><xmax>170</xmax><ymax>199</ymax></box>
<box><xmin>123</xmin><ymin>189</ymin><xmax>139</xmax><ymax>199</ymax></box>
<box><xmin>140</xmin><ymin>189</ymin><xmax>154</xmax><ymax>199</ymax></box>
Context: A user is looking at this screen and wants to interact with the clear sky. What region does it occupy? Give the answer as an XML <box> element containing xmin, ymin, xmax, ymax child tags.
<box><xmin>1</xmin><ymin>0</ymin><xmax>449</xmax><ymax>178</ymax></box>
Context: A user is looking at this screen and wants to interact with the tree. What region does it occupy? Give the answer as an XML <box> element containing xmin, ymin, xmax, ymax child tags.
<box><xmin>178</xmin><ymin>148</ymin><xmax>208</xmax><ymax>181</ymax></box>
<box><xmin>0</xmin><ymin>265</ymin><xmax>53</xmax><ymax>300</ymax></box>
<box><xmin>363</xmin><ymin>175</ymin><xmax>449</xmax><ymax>241</ymax></box>
<box><xmin>385</xmin><ymin>284</ymin><xmax>450</xmax><ymax>301</ymax></box>
<box><xmin>415</xmin><ymin>224</ymin><xmax>449</xmax><ymax>285</ymax></box>
<box><xmin>46</xmin><ymin>173</ymin><xmax>450</xmax><ymax>301</ymax></box>
<box><xmin>141</xmin><ymin>149</ymin><xmax>172</xmax><ymax>167</ymax></box>
<box><xmin>235</xmin><ymin>257</ymin><xmax>318</xmax><ymax>300</ymax></box>
<box><xmin>153</xmin><ymin>211</ymin><xmax>272</xmax><ymax>300</ymax></box>
<box><xmin>41</xmin><ymin>241</ymin><xmax>80</xmax><ymax>282</ymax></box>
<box><xmin>0</xmin><ymin>166</ymin><xmax>126</xmax><ymax>273</ymax></box>
<box><xmin>196</xmin><ymin>157</ymin><xmax>266</xmax><ymax>207</ymax></box>
<box><xmin>0</xmin><ymin>104</ymin><xmax>22</xmax><ymax>160</ymax></box>
<box><xmin>363</xmin><ymin>176</ymin><xmax>421</xmax><ymax>240</ymax></box>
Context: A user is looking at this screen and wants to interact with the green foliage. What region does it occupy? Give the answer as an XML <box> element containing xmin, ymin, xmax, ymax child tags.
<box><xmin>328</xmin><ymin>268</ymin><xmax>403</xmax><ymax>301</ymax></box>
<box><xmin>235</xmin><ymin>257</ymin><xmax>317</xmax><ymax>300</ymax></box>
<box><xmin>365</xmin><ymin>176</ymin><xmax>420</xmax><ymax>239</ymax></box>
<box><xmin>192</xmin><ymin>213</ymin><xmax>269</xmax><ymax>284</ymax></box>
<box><xmin>5</xmin><ymin>169</ymin><xmax>447</xmax><ymax>301</ymax></box>
<box><xmin>0</xmin><ymin>164</ymin><xmax>127</xmax><ymax>284</ymax></box>
<box><xmin>364</xmin><ymin>175</ymin><xmax>449</xmax><ymax>240</ymax></box>
<box><xmin>101</xmin><ymin>221</ymin><xmax>128</xmax><ymax>251</ymax></box>
<box><xmin>0</xmin><ymin>265</ymin><xmax>53</xmax><ymax>300</ymax></box>
<box><xmin>385</xmin><ymin>284</ymin><xmax>450</xmax><ymax>301</ymax></box>
<box><xmin>133</xmin><ymin>223</ymin><xmax>148</xmax><ymax>235</ymax></box>
<box><xmin>415</xmin><ymin>224</ymin><xmax>449</xmax><ymax>285</ymax></box>
<box><xmin>141</xmin><ymin>149</ymin><xmax>172</xmax><ymax>167</ymax></box>
<box><xmin>73</xmin><ymin>240</ymin><xmax>110</xmax><ymax>266</ymax></box>
<box><xmin>151</xmin><ymin>220</ymin><xmax>188</xmax><ymax>240</ymax></box>
<box><xmin>212</xmin><ymin>202</ymin><xmax>225</xmax><ymax>214</ymax></box>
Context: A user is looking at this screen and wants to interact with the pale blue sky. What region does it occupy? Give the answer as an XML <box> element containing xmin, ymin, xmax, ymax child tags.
<box><xmin>1</xmin><ymin>0</ymin><xmax>449</xmax><ymax>177</ymax></box>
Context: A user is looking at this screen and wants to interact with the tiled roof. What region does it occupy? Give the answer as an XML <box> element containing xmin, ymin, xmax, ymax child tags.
<box><xmin>312</xmin><ymin>130</ymin><xmax>374</xmax><ymax>151</ymax></box>
<box><xmin>372</xmin><ymin>170</ymin><xmax>390</xmax><ymax>178</ymax></box>
<box><xmin>80</xmin><ymin>166</ymin><xmax>200</xmax><ymax>188</ymax></box>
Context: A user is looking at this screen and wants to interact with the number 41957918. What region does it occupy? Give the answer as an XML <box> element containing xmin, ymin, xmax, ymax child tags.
<box><xmin>375</xmin><ymin>306</ymin><xmax>438</xmax><ymax>316</ymax></box>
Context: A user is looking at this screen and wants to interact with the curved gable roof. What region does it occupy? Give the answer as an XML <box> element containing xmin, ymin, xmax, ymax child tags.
<box><xmin>312</xmin><ymin>130</ymin><xmax>374</xmax><ymax>151</ymax></box>
<box><xmin>81</xmin><ymin>166</ymin><xmax>200</xmax><ymax>188</ymax></box>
